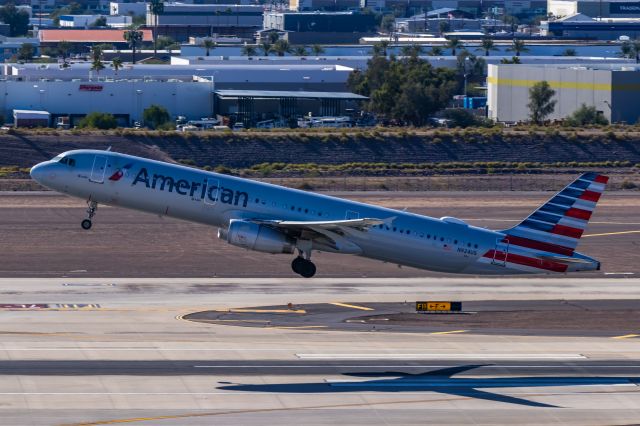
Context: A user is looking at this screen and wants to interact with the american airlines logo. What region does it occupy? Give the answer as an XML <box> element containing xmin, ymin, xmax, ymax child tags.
<box><xmin>132</xmin><ymin>168</ymin><xmax>249</xmax><ymax>207</ymax></box>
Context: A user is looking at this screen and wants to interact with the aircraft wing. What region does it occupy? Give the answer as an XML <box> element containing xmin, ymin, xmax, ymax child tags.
<box><xmin>252</xmin><ymin>217</ymin><xmax>394</xmax><ymax>254</ymax></box>
<box><xmin>256</xmin><ymin>217</ymin><xmax>390</xmax><ymax>230</ymax></box>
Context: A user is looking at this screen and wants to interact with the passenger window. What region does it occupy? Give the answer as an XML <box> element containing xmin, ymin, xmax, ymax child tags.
<box><xmin>454</xmin><ymin>240</ymin><xmax>458</xmax><ymax>244</ymax></box>
<box><xmin>255</xmin><ymin>198</ymin><xmax>260</xmax><ymax>204</ymax></box>
<box><xmin>474</xmin><ymin>244</ymin><xmax>478</xmax><ymax>248</ymax></box>
<box><xmin>291</xmin><ymin>206</ymin><xmax>295</xmax><ymax>211</ymax></box>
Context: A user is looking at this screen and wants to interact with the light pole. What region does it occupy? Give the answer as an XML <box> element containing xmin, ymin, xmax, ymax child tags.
<box><xmin>463</xmin><ymin>56</ymin><xmax>470</xmax><ymax>99</ymax></box>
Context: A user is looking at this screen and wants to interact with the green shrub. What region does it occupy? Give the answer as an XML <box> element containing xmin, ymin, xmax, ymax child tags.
<box><xmin>143</xmin><ymin>104</ymin><xmax>171</xmax><ymax>130</ymax></box>
<box><xmin>77</xmin><ymin>112</ymin><xmax>117</xmax><ymax>130</ymax></box>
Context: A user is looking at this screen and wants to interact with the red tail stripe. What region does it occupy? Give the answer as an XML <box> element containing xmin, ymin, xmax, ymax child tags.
<box><xmin>580</xmin><ymin>190</ymin><xmax>601</xmax><ymax>202</ymax></box>
<box><xmin>551</xmin><ymin>224</ymin><xmax>583</xmax><ymax>239</ymax></box>
<box><xmin>484</xmin><ymin>250</ymin><xmax>568</xmax><ymax>273</ymax></box>
<box><xmin>594</xmin><ymin>175</ymin><xmax>609</xmax><ymax>184</ymax></box>
<box><xmin>564</xmin><ymin>208</ymin><xmax>592</xmax><ymax>221</ymax></box>
<box><xmin>502</xmin><ymin>235</ymin><xmax>574</xmax><ymax>256</ymax></box>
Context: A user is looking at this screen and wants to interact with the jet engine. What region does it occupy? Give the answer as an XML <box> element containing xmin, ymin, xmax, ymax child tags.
<box><xmin>218</xmin><ymin>219</ymin><xmax>295</xmax><ymax>254</ymax></box>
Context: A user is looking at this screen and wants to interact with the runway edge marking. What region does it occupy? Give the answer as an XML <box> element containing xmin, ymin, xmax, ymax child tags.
<box><xmin>330</xmin><ymin>302</ymin><xmax>374</xmax><ymax>311</ymax></box>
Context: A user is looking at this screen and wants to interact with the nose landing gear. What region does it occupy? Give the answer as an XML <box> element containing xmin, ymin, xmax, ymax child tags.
<box><xmin>81</xmin><ymin>201</ymin><xmax>98</xmax><ymax>230</ymax></box>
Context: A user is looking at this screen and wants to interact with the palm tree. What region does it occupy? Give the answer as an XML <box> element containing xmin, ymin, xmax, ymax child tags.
<box><xmin>446</xmin><ymin>37</ymin><xmax>462</xmax><ymax>56</ymax></box>
<box><xmin>310</xmin><ymin>44</ymin><xmax>325</xmax><ymax>56</ymax></box>
<box><xmin>268</xmin><ymin>32</ymin><xmax>280</xmax><ymax>44</ymax></box>
<box><xmin>561</xmin><ymin>48</ymin><xmax>577</xmax><ymax>56</ymax></box>
<box><xmin>241</xmin><ymin>44</ymin><xmax>257</xmax><ymax>57</ymax></box>
<box><xmin>124</xmin><ymin>29</ymin><xmax>143</xmax><ymax>64</ymax></box>
<box><xmin>293</xmin><ymin>45</ymin><xmax>308</xmax><ymax>56</ymax></box>
<box><xmin>428</xmin><ymin>46</ymin><xmax>444</xmax><ymax>56</ymax></box>
<box><xmin>620</xmin><ymin>41</ymin><xmax>633</xmax><ymax>59</ymax></box>
<box><xmin>149</xmin><ymin>0</ymin><xmax>164</xmax><ymax>57</ymax></box>
<box><xmin>632</xmin><ymin>39</ymin><xmax>640</xmax><ymax>63</ymax></box>
<box><xmin>111</xmin><ymin>57</ymin><xmax>123</xmax><ymax>76</ymax></box>
<box><xmin>400</xmin><ymin>44</ymin><xmax>422</xmax><ymax>58</ymax></box>
<box><xmin>57</xmin><ymin>40</ymin><xmax>72</xmax><ymax>63</ymax></box>
<box><xmin>478</xmin><ymin>37</ymin><xmax>497</xmax><ymax>56</ymax></box>
<box><xmin>507</xmin><ymin>39</ymin><xmax>529</xmax><ymax>57</ymax></box>
<box><xmin>270</xmin><ymin>39</ymin><xmax>291</xmax><ymax>56</ymax></box>
<box><xmin>259</xmin><ymin>41</ymin><xmax>272</xmax><ymax>56</ymax></box>
<box><xmin>90</xmin><ymin>47</ymin><xmax>105</xmax><ymax>76</ymax></box>
<box><xmin>200</xmin><ymin>39</ymin><xmax>217</xmax><ymax>56</ymax></box>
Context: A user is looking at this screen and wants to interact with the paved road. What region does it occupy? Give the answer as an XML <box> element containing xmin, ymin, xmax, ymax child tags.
<box><xmin>1</xmin><ymin>277</ymin><xmax>640</xmax><ymax>425</ymax></box>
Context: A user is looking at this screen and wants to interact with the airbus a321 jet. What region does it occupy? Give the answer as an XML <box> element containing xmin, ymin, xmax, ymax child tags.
<box><xmin>30</xmin><ymin>150</ymin><xmax>606</xmax><ymax>278</ymax></box>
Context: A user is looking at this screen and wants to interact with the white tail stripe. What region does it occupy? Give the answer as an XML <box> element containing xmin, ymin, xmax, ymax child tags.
<box><xmin>573</xmin><ymin>199</ymin><xmax>597</xmax><ymax>211</ymax></box>
<box><xmin>511</xmin><ymin>226</ymin><xmax>578</xmax><ymax>246</ymax></box>
<box><xmin>558</xmin><ymin>216</ymin><xmax>588</xmax><ymax>229</ymax></box>
<box><xmin>587</xmin><ymin>182</ymin><xmax>606</xmax><ymax>192</ymax></box>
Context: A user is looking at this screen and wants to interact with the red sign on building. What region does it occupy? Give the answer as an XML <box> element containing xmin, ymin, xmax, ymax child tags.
<box><xmin>79</xmin><ymin>84</ymin><xmax>103</xmax><ymax>92</ymax></box>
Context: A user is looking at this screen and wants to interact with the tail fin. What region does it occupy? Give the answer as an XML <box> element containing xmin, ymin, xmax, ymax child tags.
<box><xmin>502</xmin><ymin>173</ymin><xmax>608</xmax><ymax>256</ymax></box>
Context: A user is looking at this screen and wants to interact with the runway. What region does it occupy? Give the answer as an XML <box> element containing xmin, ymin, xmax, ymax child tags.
<box><xmin>2</xmin><ymin>277</ymin><xmax>640</xmax><ymax>425</ymax></box>
<box><xmin>2</xmin><ymin>191</ymin><xmax>640</xmax><ymax>424</ymax></box>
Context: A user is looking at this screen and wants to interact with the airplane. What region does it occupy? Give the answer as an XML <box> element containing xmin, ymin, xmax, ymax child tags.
<box><xmin>30</xmin><ymin>149</ymin><xmax>607</xmax><ymax>278</ymax></box>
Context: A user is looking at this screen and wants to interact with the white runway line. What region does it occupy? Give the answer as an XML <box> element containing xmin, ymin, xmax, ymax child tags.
<box><xmin>296</xmin><ymin>354</ymin><xmax>587</xmax><ymax>360</ymax></box>
<box><xmin>193</xmin><ymin>365</ymin><xmax>640</xmax><ymax>369</ymax></box>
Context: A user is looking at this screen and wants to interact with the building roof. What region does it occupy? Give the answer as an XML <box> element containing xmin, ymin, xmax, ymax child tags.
<box><xmin>13</xmin><ymin>110</ymin><xmax>50</xmax><ymax>118</ymax></box>
<box><xmin>427</xmin><ymin>8</ymin><xmax>457</xmax><ymax>17</ymax></box>
<box><xmin>39</xmin><ymin>29</ymin><xmax>153</xmax><ymax>43</ymax></box>
<box><xmin>215</xmin><ymin>90</ymin><xmax>367</xmax><ymax>99</ymax></box>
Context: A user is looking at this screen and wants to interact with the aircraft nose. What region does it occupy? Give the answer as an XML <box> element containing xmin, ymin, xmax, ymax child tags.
<box><xmin>30</xmin><ymin>162</ymin><xmax>48</xmax><ymax>184</ymax></box>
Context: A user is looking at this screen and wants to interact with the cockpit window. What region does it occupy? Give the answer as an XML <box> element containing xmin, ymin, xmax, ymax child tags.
<box><xmin>59</xmin><ymin>157</ymin><xmax>68</xmax><ymax>164</ymax></box>
<box><xmin>68</xmin><ymin>158</ymin><xmax>76</xmax><ymax>167</ymax></box>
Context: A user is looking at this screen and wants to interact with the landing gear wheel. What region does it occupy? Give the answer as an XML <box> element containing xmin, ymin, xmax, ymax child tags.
<box><xmin>292</xmin><ymin>257</ymin><xmax>316</xmax><ymax>278</ymax></box>
<box><xmin>81</xmin><ymin>219</ymin><xmax>92</xmax><ymax>230</ymax></box>
<box><xmin>82</xmin><ymin>201</ymin><xmax>98</xmax><ymax>230</ymax></box>
<box><xmin>291</xmin><ymin>257</ymin><xmax>305</xmax><ymax>275</ymax></box>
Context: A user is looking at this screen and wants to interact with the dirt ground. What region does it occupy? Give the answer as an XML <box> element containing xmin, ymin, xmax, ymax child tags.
<box><xmin>0</xmin><ymin>191</ymin><xmax>638</xmax><ymax>277</ymax></box>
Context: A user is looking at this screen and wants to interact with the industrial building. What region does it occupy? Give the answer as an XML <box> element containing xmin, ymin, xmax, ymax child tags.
<box><xmin>541</xmin><ymin>13</ymin><xmax>640</xmax><ymax>39</ymax></box>
<box><xmin>38</xmin><ymin>29</ymin><xmax>153</xmax><ymax>50</ymax></box>
<box><xmin>263</xmin><ymin>11</ymin><xmax>377</xmax><ymax>44</ymax></box>
<box><xmin>487</xmin><ymin>63</ymin><xmax>640</xmax><ymax>124</ymax></box>
<box><xmin>148</xmin><ymin>3</ymin><xmax>263</xmax><ymax>41</ymax></box>
<box><xmin>549</xmin><ymin>0</ymin><xmax>640</xmax><ymax>18</ymax></box>
<box><xmin>58</xmin><ymin>15</ymin><xmax>132</xmax><ymax>28</ymax></box>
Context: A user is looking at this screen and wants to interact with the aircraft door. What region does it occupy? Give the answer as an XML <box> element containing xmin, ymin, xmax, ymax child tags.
<box><xmin>89</xmin><ymin>156</ymin><xmax>108</xmax><ymax>183</ymax></box>
<box><xmin>492</xmin><ymin>238</ymin><xmax>509</xmax><ymax>267</ymax></box>
<box><xmin>203</xmin><ymin>178</ymin><xmax>220</xmax><ymax>206</ymax></box>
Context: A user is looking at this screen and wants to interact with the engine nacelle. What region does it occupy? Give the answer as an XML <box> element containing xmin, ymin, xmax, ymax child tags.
<box><xmin>218</xmin><ymin>220</ymin><xmax>295</xmax><ymax>254</ymax></box>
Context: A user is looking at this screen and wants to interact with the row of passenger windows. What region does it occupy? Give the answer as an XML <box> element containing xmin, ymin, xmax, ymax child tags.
<box><xmin>375</xmin><ymin>224</ymin><xmax>479</xmax><ymax>248</ymax></box>
<box><xmin>253</xmin><ymin>196</ymin><xmax>479</xmax><ymax>249</ymax></box>
<box><xmin>255</xmin><ymin>197</ymin><xmax>326</xmax><ymax>217</ymax></box>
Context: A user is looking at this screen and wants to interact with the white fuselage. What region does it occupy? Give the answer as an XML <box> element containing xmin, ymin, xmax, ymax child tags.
<box><xmin>30</xmin><ymin>150</ymin><xmax>598</xmax><ymax>275</ymax></box>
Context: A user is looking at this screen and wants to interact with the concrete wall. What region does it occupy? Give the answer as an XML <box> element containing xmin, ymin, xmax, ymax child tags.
<box><xmin>0</xmin><ymin>80</ymin><xmax>213</xmax><ymax>124</ymax></box>
<box><xmin>487</xmin><ymin>64</ymin><xmax>614</xmax><ymax>122</ymax></box>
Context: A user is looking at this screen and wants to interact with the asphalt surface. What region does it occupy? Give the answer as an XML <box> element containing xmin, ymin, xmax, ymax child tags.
<box><xmin>1</xmin><ymin>191</ymin><xmax>640</xmax><ymax>277</ymax></box>
<box><xmin>2</xmin><ymin>191</ymin><xmax>640</xmax><ymax>425</ymax></box>
<box><xmin>184</xmin><ymin>300</ymin><xmax>640</xmax><ymax>337</ymax></box>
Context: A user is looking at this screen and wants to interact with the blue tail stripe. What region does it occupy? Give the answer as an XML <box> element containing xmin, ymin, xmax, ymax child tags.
<box><xmin>521</xmin><ymin>219</ymin><xmax>555</xmax><ymax>232</ymax></box>
<box><xmin>530</xmin><ymin>211</ymin><xmax>561</xmax><ymax>224</ymax></box>
<box><xmin>560</xmin><ymin>187</ymin><xmax>584</xmax><ymax>199</ymax></box>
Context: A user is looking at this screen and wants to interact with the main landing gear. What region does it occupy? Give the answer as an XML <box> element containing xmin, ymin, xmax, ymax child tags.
<box><xmin>81</xmin><ymin>201</ymin><xmax>98</xmax><ymax>230</ymax></box>
<box><xmin>291</xmin><ymin>250</ymin><xmax>316</xmax><ymax>278</ymax></box>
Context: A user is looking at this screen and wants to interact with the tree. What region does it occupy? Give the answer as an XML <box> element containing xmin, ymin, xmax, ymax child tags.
<box><xmin>57</xmin><ymin>41</ymin><xmax>73</xmax><ymax>62</ymax></box>
<box><xmin>124</xmin><ymin>29</ymin><xmax>143</xmax><ymax>64</ymax></box>
<box><xmin>310</xmin><ymin>44</ymin><xmax>325</xmax><ymax>56</ymax></box>
<box><xmin>561</xmin><ymin>48</ymin><xmax>577</xmax><ymax>56</ymax></box>
<box><xmin>293</xmin><ymin>45</ymin><xmax>308</xmax><ymax>56</ymax></box>
<box><xmin>400</xmin><ymin>44</ymin><xmax>422</xmax><ymax>58</ymax></box>
<box><xmin>270</xmin><ymin>39</ymin><xmax>291</xmax><ymax>56</ymax></box>
<box><xmin>241</xmin><ymin>44</ymin><xmax>257</xmax><ymax>57</ymax></box>
<box><xmin>444</xmin><ymin>108</ymin><xmax>479</xmax><ymax>128</ymax></box>
<box><xmin>428</xmin><ymin>46</ymin><xmax>444</xmax><ymax>56</ymax></box>
<box><xmin>565</xmin><ymin>104</ymin><xmax>608</xmax><ymax>126</ymax></box>
<box><xmin>90</xmin><ymin>46</ymin><xmax>105</xmax><ymax>75</ymax></box>
<box><xmin>478</xmin><ymin>37</ymin><xmax>497</xmax><ymax>56</ymax></box>
<box><xmin>348</xmin><ymin>55</ymin><xmax>458</xmax><ymax>126</ymax></box>
<box><xmin>200</xmin><ymin>39</ymin><xmax>217</xmax><ymax>56</ymax></box>
<box><xmin>17</xmin><ymin>43</ymin><xmax>34</xmax><ymax>61</ymax></box>
<box><xmin>91</xmin><ymin>16</ymin><xmax>107</xmax><ymax>27</ymax></box>
<box><xmin>149</xmin><ymin>0</ymin><xmax>164</xmax><ymax>57</ymax></box>
<box><xmin>438</xmin><ymin>20</ymin><xmax>450</xmax><ymax>36</ymax></box>
<box><xmin>446</xmin><ymin>38</ymin><xmax>462</xmax><ymax>56</ymax></box>
<box><xmin>143</xmin><ymin>104</ymin><xmax>171</xmax><ymax>129</ymax></box>
<box><xmin>372</xmin><ymin>40</ymin><xmax>390</xmax><ymax>56</ymax></box>
<box><xmin>0</xmin><ymin>4</ymin><xmax>29</xmax><ymax>36</ymax></box>
<box><xmin>111</xmin><ymin>57</ymin><xmax>123</xmax><ymax>76</ymax></box>
<box><xmin>631</xmin><ymin>39</ymin><xmax>640</xmax><ymax>63</ymax></box>
<box><xmin>156</xmin><ymin>36</ymin><xmax>175</xmax><ymax>50</ymax></box>
<box><xmin>528</xmin><ymin>81</ymin><xmax>556</xmax><ymax>124</ymax></box>
<box><xmin>620</xmin><ymin>41</ymin><xmax>633</xmax><ymax>59</ymax></box>
<box><xmin>380</xmin><ymin>14</ymin><xmax>395</xmax><ymax>33</ymax></box>
<box><xmin>507</xmin><ymin>39</ymin><xmax>529</xmax><ymax>57</ymax></box>
<box><xmin>267</xmin><ymin>32</ymin><xmax>280</xmax><ymax>44</ymax></box>
<box><xmin>78</xmin><ymin>112</ymin><xmax>118</xmax><ymax>129</ymax></box>
<box><xmin>500</xmin><ymin>56</ymin><xmax>521</xmax><ymax>64</ymax></box>
<box><xmin>259</xmin><ymin>42</ymin><xmax>272</xmax><ymax>57</ymax></box>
